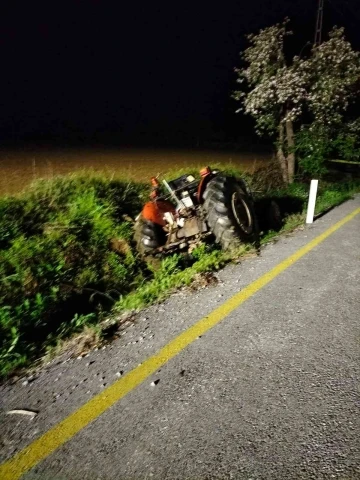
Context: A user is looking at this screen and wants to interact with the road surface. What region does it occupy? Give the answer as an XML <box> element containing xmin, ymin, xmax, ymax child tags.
<box><xmin>1</xmin><ymin>196</ymin><xmax>359</xmax><ymax>479</ymax></box>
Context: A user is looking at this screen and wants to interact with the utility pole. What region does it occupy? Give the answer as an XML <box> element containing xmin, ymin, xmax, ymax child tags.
<box><xmin>314</xmin><ymin>0</ymin><xmax>324</xmax><ymax>46</ymax></box>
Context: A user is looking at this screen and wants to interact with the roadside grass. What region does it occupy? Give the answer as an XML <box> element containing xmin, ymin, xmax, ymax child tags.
<box><xmin>1</xmin><ymin>167</ymin><xmax>359</xmax><ymax>379</ymax></box>
<box><xmin>116</xmin><ymin>243</ymin><xmax>248</xmax><ymax>313</ymax></box>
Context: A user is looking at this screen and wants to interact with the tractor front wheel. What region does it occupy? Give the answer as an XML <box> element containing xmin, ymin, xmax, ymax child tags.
<box><xmin>133</xmin><ymin>216</ymin><xmax>166</xmax><ymax>256</ymax></box>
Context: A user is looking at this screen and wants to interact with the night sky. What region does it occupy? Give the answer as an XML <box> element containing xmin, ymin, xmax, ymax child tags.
<box><xmin>1</xmin><ymin>0</ymin><xmax>359</xmax><ymax>146</ymax></box>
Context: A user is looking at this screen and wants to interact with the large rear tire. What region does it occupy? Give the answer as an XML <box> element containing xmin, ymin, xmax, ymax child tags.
<box><xmin>133</xmin><ymin>216</ymin><xmax>166</xmax><ymax>256</ymax></box>
<box><xmin>202</xmin><ymin>175</ymin><xmax>258</xmax><ymax>250</ymax></box>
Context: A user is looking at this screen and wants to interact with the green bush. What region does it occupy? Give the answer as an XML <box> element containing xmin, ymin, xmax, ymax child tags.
<box><xmin>331</xmin><ymin>132</ymin><xmax>360</xmax><ymax>162</ymax></box>
<box><xmin>295</xmin><ymin>126</ymin><xmax>330</xmax><ymax>177</ymax></box>
<box><xmin>0</xmin><ymin>175</ymin><xmax>149</xmax><ymax>376</ymax></box>
<box><xmin>0</xmin><ymin>197</ymin><xmax>27</xmax><ymax>249</ymax></box>
<box><xmin>295</xmin><ymin>122</ymin><xmax>360</xmax><ymax>178</ymax></box>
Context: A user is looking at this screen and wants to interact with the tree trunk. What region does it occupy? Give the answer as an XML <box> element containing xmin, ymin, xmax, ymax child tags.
<box><xmin>285</xmin><ymin>117</ymin><xmax>295</xmax><ymax>184</ymax></box>
<box><xmin>277</xmin><ymin>122</ymin><xmax>288</xmax><ymax>183</ymax></box>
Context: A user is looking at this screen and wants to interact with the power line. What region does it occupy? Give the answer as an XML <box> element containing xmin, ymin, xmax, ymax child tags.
<box><xmin>314</xmin><ymin>0</ymin><xmax>325</xmax><ymax>46</ymax></box>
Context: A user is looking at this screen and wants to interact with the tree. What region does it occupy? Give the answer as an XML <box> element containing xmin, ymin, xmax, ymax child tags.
<box><xmin>306</xmin><ymin>27</ymin><xmax>360</xmax><ymax>128</ymax></box>
<box><xmin>233</xmin><ymin>21</ymin><xmax>360</xmax><ymax>183</ymax></box>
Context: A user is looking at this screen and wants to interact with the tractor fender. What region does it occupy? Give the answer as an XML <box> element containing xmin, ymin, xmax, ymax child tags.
<box><xmin>197</xmin><ymin>173</ymin><xmax>215</xmax><ymax>203</ymax></box>
<box><xmin>141</xmin><ymin>200</ymin><xmax>176</xmax><ymax>226</ymax></box>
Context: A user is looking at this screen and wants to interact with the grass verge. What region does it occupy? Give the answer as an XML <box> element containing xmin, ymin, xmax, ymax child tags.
<box><xmin>1</xmin><ymin>168</ymin><xmax>359</xmax><ymax>378</ymax></box>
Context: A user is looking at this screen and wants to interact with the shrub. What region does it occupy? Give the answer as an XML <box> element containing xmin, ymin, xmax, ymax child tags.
<box><xmin>295</xmin><ymin>126</ymin><xmax>330</xmax><ymax>178</ymax></box>
<box><xmin>0</xmin><ymin>175</ymin><xmax>149</xmax><ymax>376</ymax></box>
<box><xmin>331</xmin><ymin>131</ymin><xmax>360</xmax><ymax>162</ymax></box>
<box><xmin>0</xmin><ymin>197</ymin><xmax>26</xmax><ymax>250</ymax></box>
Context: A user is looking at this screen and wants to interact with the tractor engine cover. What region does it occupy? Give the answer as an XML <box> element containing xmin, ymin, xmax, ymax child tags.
<box><xmin>141</xmin><ymin>200</ymin><xmax>176</xmax><ymax>226</ymax></box>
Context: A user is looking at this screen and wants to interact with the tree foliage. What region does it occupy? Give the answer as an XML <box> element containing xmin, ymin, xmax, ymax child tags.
<box><xmin>306</xmin><ymin>27</ymin><xmax>360</xmax><ymax>127</ymax></box>
<box><xmin>233</xmin><ymin>21</ymin><xmax>360</xmax><ymax>183</ymax></box>
<box><xmin>233</xmin><ymin>20</ymin><xmax>307</xmax><ymax>134</ymax></box>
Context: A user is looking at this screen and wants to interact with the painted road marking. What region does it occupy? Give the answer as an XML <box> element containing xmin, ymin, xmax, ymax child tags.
<box><xmin>1</xmin><ymin>206</ymin><xmax>359</xmax><ymax>480</ymax></box>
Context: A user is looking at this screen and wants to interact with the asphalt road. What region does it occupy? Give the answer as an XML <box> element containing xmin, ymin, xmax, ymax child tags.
<box><xmin>1</xmin><ymin>197</ymin><xmax>359</xmax><ymax>479</ymax></box>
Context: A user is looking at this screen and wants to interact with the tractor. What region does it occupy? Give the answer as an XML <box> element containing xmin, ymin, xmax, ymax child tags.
<box><xmin>133</xmin><ymin>166</ymin><xmax>259</xmax><ymax>256</ymax></box>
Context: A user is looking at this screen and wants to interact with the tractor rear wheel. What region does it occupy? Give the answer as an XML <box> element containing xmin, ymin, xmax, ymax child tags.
<box><xmin>202</xmin><ymin>175</ymin><xmax>258</xmax><ymax>250</ymax></box>
<box><xmin>133</xmin><ymin>216</ymin><xmax>166</xmax><ymax>256</ymax></box>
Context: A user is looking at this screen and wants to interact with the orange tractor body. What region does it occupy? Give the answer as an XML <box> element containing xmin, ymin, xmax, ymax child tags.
<box><xmin>134</xmin><ymin>166</ymin><xmax>259</xmax><ymax>256</ymax></box>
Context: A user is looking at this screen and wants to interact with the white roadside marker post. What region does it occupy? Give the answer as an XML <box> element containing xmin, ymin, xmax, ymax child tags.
<box><xmin>306</xmin><ymin>179</ymin><xmax>319</xmax><ymax>224</ymax></box>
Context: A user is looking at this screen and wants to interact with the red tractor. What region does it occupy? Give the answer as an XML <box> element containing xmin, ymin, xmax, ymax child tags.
<box><xmin>134</xmin><ymin>166</ymin><xmax>259</xmax><ymax>256</ymax></box>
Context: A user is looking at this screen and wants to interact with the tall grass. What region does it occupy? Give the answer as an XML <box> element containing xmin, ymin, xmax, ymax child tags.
<box><xmin>0</xmin><ymin>174</ymin><xmax>149</xmax><ymax>376</ymax></box>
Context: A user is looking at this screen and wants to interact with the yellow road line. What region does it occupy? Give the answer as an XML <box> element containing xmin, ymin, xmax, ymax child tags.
<box><xmin>1</xmin><ymin>206</ymin><xmax>359</xmax><ymax>480</ymax></box>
